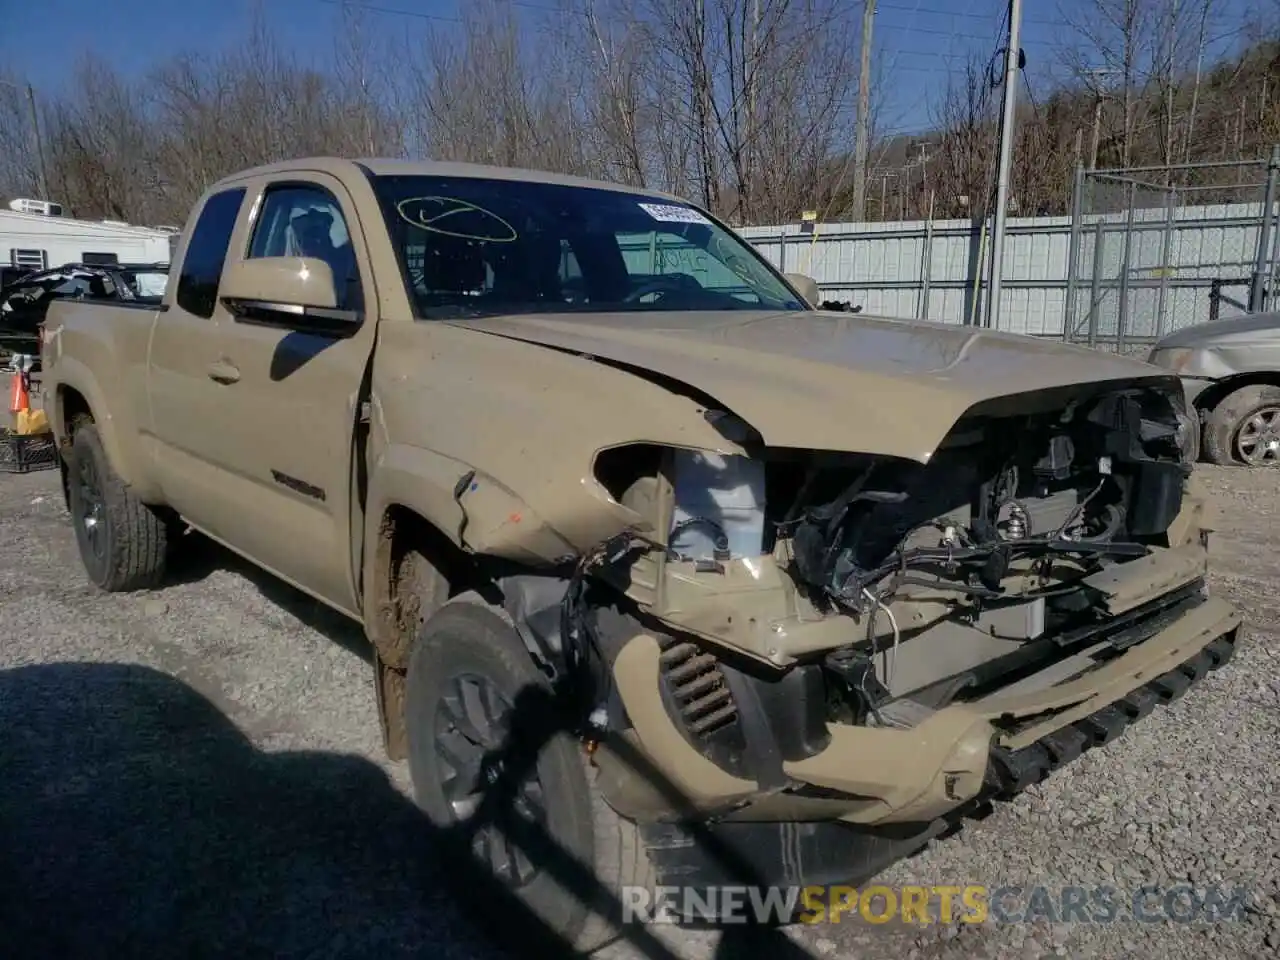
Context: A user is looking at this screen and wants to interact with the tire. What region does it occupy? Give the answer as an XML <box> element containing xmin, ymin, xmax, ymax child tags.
<box><xmin>404</xmin><ymin>600</ymin><xmax>653</xmax><ymax>954</ymax></box>
<box><xmin>65</xmin><ymin>420</ymin><xmax>169</xmax><ymax>591</ymax></box>
<box><xmin>386</xmin><ymin>546</ymin><xmax>450</xmax><ymax>669</ymax></box>
<box><xmin>1203</xmin><ymin>384</ymin><xmax>1280</xmax><ymax>467</ymax></box>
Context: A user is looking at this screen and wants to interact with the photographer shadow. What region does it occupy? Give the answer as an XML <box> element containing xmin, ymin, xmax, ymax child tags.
<box><xmin>0</xmin><ymin>661</ymin><xmax>827</xmax><ymax>959</ymax></box>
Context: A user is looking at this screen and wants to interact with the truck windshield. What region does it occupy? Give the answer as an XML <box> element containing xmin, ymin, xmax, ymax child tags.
<box><xmin>371</xmin><ymin>174</ymin><xmax>808</xmax><ymax>319</ymax></box>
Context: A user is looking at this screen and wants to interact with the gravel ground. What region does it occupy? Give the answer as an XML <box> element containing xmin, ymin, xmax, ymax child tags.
<box><xmin>1</xmin><ymin>464</ymin><xmax>1277</xmax><ymax>960</ymax></box>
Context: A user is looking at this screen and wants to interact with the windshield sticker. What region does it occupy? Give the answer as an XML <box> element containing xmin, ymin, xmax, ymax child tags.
<box><xmin>638</xmin><ymin>202</ymin><xmax>712</xmax><ymax>225</ymax></box>
<box><xmin>396</xmin><ymin>196</ymin><xmax>518</xmax><ymax>242</ymax></box>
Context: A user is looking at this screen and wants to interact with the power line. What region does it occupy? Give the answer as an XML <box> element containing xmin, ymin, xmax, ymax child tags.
<box><xmin>313</xmin><ymin>0</ymin><xmax>459</xmax><ymax>24</ymax></box>
<box><xmin>507</xmin><ymin>0</ymin><xmax>1076</xmax><ymax>32</ymax></box>
<box><xmin>878</xmin><ymin>21</ymin><xmax>1054</xmax><ymax>47</ymax></box>
<box><xmin>316</xmin><ymin>0</ymin><xmax>1069</xmax><ymax>40</ymax></box>
<box><xmin>874</xmin><ymin>0</ymin><xmax>1068</xmax><ymax>30</ymax></box>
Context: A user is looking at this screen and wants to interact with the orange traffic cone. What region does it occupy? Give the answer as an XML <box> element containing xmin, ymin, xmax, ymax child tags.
<box><xmin>9</xmin><ymin>372</ymin><xmax>29</xmax><ymax>415</ymax></box>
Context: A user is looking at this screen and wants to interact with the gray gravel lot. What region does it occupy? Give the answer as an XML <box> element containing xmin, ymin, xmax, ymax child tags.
<box><xmin>1</xmin><ymin>465</ymin><xmax>1277</xmax><ymax>960</ymax></box>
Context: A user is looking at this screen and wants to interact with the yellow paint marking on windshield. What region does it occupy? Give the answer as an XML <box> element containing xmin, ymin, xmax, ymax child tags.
<box><xmin>395</xmin><ymin>196</ymin><xmax>519</xmax><ymax>243</ymax></box>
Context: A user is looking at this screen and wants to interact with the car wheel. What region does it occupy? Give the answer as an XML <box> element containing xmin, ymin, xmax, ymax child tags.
<box><xmin>65</xmin><ymin>419</ymin><xmax>169</xmax><ymax>590</ymax></box>
<box><xmin>404</xmin><ymin>599</ymin><xmax>653</xmax><ymax>954</ymax></box>
<box><xmin>1203</xmin><ymin>384</ymin><xmax>1280</xmax><ymax>466</ymax></box>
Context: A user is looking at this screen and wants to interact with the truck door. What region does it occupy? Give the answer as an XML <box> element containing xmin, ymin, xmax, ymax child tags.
<box><xmin>190</xmin><ymin>172</ymin><xmax>378</xmax><ymax>614</ymax></box>
<box><xmin>148</xmin><ymin>184</ymin><xmax>256</xmax><ymax>531</ymax></box>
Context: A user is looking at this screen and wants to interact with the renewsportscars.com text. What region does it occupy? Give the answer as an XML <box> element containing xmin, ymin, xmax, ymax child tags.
<box><xmin>621</xmin><ymin>883</ymin><xmax>1253</xmax><ymax>926</ymax></box>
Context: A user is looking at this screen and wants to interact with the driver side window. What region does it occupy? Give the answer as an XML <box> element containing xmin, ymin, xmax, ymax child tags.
<box><xmin>248</xmin><ymin>184</ymin><xmax>363</xmax><ymax>312</ymax></box>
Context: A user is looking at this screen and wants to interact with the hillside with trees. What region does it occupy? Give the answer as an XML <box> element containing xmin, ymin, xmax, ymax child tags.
<box><xmin>1</xmin><ymin>0</ymin><xmax>1278</xmax><ymax>229</ymax></box>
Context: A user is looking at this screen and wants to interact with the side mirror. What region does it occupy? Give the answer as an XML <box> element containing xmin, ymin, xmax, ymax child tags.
<box><xmin>784</xmin><ymin>272</ymin><xmax>820</xmax><ymax>307</ymax></box>
<box><xmin>219</xmin><ymin>257</ymin><xmax>354</xmax><ymax>326</ymax></box>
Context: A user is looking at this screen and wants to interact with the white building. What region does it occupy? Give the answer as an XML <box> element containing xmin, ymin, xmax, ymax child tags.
<box><xmin>1</xmin><ymin>200</ymin><xmax>174</xmax><ymax>276</ymax></box>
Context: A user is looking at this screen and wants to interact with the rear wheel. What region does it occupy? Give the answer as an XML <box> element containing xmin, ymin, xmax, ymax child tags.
<box><xmin>404</xmin><ymin>600</ymin><xmax>653</xmax><ymax>953</ymax></box>
<box><xmin>65</xmin><ymin>420</ymin><xmax>168</xmax><ymax>591</ymax></box>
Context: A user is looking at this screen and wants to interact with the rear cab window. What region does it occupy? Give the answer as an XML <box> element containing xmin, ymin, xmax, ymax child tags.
<box><xmin>175</xmin><ymin>187</ymin><xmax>247</xmax><ymax>318</ymax></box>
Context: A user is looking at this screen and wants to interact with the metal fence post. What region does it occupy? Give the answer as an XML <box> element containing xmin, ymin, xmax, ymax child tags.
<box><xmin>1156</xmin><ymin>187</ymin><xmax>1176</xmax><ymax>338</ymax></box>
<box><xmin>919</xmin><ymin>194</ymin><xmax>935</xmax><ymax>320</ymax></box>
<box><xmin>1117</xmin><ymin>183</ymin><xmax>1137</xmax><ymax>353</ymax></box>
<box><xmin>1209</xmin><ymin>279</ymin><xmax>1222</xmax><ymax>323</ymax></box>
<box><xmin>777</xmin><ymin>232</ymin><xmax>788</xmax><ymax>274</ymax></box>
<box><xmin>1087</xmin><ymin>220</ymin><xmax>1105</xmax><ymax>347</ymax></box>
<box><xmin>1250</xmin><ymin>144</ymin><xmax>1280</xmax><ymax>312</ymax></box>
<box><xmin>1271</xmin><ymin>198</ymin><xmax>1280</xmax><ymax>307</ymax></box>
<box><xmin>1063</xmin><ymin>161</ymin><xmax>1085</xmax><ymax>340</ymax></box>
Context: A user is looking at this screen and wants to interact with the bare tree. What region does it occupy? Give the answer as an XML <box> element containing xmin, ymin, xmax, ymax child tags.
<box><xmin>405</xmin><ymin>0</ymin><xmax>589</xmax><ymax>175</ymax></box>
<box><xmin>930</xmin><ymin>57</ymin><xmax>1000</xmax><ymax>220</ymax></box>
<box><xmin>44</xmin><ymin>56</ymin><xmax>158</xmax><ymax>221</ymax></box>
<box><xmin>1058</xmin><ymin>0</ymin><xmax>1149</xmax><ymax>167</ymax></box>
<box><xmin>609</xmin><ymin>0</ymin><xmax>860</xmax><ymax>223</ymax></box>
<box><xmin>331</xmin><ymin>1</ymin><xmax>409</xmax><ymax>159</ymax></box>
<box><xmin>0</xmin><ymin>0</ymin><xmax>1273</xmax><ymax>231</ymax></box>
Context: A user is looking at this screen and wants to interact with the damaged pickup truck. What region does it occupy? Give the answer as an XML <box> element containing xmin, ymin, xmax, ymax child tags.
<box><xmin>41</xmin><ymin>158</ymin><xmax>1241</xmax><ymax>951</ymax></box>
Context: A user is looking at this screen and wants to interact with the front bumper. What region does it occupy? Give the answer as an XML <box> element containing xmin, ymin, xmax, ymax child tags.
<box><xmin>779</xmin><ymin>594</ymin><xmax>1239</xmax><ymax>824</ymax></box>
<box><xmin>629</xmin><ymin>616</ymin><xmax>1239</xmax><ymax>901</ymax></box>
<box><xmin>602</xmin><ymin>587</ymin><xmax>1239</xmax><ymax>827</ymax></box>
<box><xmin>619</xmin><ymin>601</ymin><xmax>1240</xmax><ymax>901</ymax></box>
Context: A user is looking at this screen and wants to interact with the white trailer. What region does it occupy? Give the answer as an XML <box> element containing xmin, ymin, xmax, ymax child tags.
<box><xmin>1</xmin><ymin>201</ymin><xmax>174</xmax><ymax>278</ymax></box>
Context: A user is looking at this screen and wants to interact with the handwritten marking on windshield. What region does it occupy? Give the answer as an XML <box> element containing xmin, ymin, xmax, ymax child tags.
<box><xmin>396</xmin><ymin>196</ymin><xmax>519</xmax><ymax>243</ymax></box>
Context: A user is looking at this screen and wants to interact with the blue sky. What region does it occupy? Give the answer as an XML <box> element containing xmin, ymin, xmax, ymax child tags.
<box><xmin>0</xmin><ymin>0</ymin><xmax>1260</xmax><ymax>138</ymax></box>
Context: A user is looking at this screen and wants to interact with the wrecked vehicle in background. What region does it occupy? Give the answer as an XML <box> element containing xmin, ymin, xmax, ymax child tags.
<box><xmin>1148</xmin><ymin>309</ymin><xmax>1280</xmax><ymax>466</ymax></box>
<box><xmin>0</xmin><ymin>261</ymin><xmax>169</xmax><ymax>359</ymax></box>
<box><xmin>39</xmin><ymin>157</ymin><xmax>1241</xmax><ymax>952</ymax></box>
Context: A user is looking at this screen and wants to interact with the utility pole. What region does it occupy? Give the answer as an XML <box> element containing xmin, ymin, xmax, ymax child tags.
<box><xmin>985</xmin><ymin>0</ymin><xmax>1022</xmax><ymax>330</ymax></box>
<box><xmin>0</xmin><ymin>80</ymin><xmax>49</xmax><ymax>201</ymax></box>
<box><xmin>1085</xmin><ymin>68</ymin><xmax>1118</xmax><ymax>171</ymax></box>
<box><xmin>851</xmin><ymin>0</ymin><xmax>877</xmax><ymax>221</ymax></box>
<box><xmin>1090</xmin><ymin>95</ymin><xmax>1104</xmax><ymax>169</ymax></box>
<box><xmin>26</xmin><ymin>83</ymin><xmax>49</xmax><ymax>202</ymax></box>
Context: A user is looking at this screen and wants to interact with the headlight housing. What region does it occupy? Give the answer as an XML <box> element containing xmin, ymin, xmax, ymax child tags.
<box><xmin>1174</xmin><ymin>410</ymin><xmax>1198</xmax><ymax>462</ymax></box>
<box><xmin>1147</xmin><ymin>346</ymin><xmax>1197</xmax><ymax>373</ymax></box>
<box><xmin>668</xmin><ymin>449</ymin><xmax>766</xmax><ymax>562</ymax></box>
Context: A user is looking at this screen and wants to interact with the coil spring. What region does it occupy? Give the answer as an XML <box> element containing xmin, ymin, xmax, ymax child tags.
<box><xmin>1002</xmin><ymin>501</ymin><xmax>1029</xmax><ymax>540</ymax></box>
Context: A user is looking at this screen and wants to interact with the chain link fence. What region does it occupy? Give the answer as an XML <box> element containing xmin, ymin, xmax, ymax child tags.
<box><xmin>1062</xmin><ymin>149</ymin><xmax>1280</xmax><ymax>355</ymax></box>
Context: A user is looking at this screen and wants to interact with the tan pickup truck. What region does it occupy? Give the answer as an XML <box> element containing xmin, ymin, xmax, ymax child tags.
<box><xmin>41</xmin><ymin>157</ymin><xmax>1240</xmax><ymax>949</ymax></box>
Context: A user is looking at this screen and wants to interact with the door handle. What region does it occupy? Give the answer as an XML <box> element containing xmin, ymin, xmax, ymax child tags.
<box><xmin>207</xmin><ymin>359</ymin><xmax>241</xmax><ymax>384</ymax></box>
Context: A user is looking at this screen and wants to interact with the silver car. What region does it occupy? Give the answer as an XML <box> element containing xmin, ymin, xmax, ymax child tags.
<box><xmin>1147</xmin><ymin>311</ymin><xmax>1280</xmax><ymax>467</ymax></box>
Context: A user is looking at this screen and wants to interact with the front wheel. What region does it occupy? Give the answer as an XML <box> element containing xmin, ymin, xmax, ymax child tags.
<box><xmin>404</xmin><ymin>600</ymin><xmax>652</xmax><ymax>953</ymax></box>
<box><xmin>1203</xmin><ymin>384</ymin><xmax>1280</xmax><ymax>466</ymax></box>
<box><xmin>65</xmin><ymin>421</ymin><xmax>169</xmax><ymax>590</ymax></box>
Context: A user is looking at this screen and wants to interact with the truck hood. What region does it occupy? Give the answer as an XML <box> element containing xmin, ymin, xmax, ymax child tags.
<box><xmin>450</xmin><ymin>310</ymin><xmax>1173</xmax><ymax>462</ymax></box>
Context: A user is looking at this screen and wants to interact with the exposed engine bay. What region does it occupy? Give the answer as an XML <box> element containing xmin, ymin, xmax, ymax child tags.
<box><xmin>495</xmin><ymin>380</ymin><xmax>1213</xmax><ymax>817</ymax></box>
<box><xmin>781</xmin><ymin>385</ymin><xmax>1187</xmax><ymax>617</ymax></box>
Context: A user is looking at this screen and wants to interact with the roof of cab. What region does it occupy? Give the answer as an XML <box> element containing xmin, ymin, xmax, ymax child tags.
<box><xmin>211</xmin><ymin>156</ymin><xmax>691</xmax><ymax>205</ymax></box>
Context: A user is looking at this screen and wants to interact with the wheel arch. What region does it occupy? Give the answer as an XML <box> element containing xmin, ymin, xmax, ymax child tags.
<box><xmin>1193</xmin><ymin>371</ymin><xmax>1280</xmax><ymax>417</ymax></box>
<box><xmin>362</xmin><ymin>444</ymin><xmax>588</xmax><ymax>759</ymax></box>
<box><xmin>51</xmin><ymin>361</ymin><xmax>162</xmax><ymax>501</ymax></box>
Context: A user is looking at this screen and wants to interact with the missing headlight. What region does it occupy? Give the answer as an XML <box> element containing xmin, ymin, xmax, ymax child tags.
<box><xmin>668</xmin><ymin>450</ymin><xmax>767</xmax><ymax>563</ymax></box>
